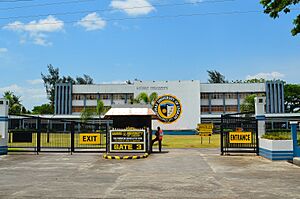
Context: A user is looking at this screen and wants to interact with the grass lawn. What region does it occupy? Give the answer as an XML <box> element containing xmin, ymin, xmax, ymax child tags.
<box><xmin>153</xmin><ymin>134</ymin><xmax>220</xmax><ymax>148</ymax></box>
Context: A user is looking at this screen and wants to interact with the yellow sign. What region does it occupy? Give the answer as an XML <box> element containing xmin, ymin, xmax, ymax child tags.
<box><xmin>198</xmin><ymin>123</ymin><xmax>214</xmax><ymax>133</ymax></box>
<box><xmin>199</xmin><ymin>132</ymin><xmax>212</xmax><ymax>137</ymax></box>
<box><xmin>79</xmin><ymin>134</ymin><xmax>101</xmax><ymax>145</ymax></box>
<box><xmin>229</xmin><ymin>132</ymin><xmax>252</xmax><ymax>144</ymax></box>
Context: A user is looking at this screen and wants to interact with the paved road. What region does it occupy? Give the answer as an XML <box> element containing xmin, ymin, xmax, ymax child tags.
<box><xmin>0</xmin><ymin>149</ymin><xmax>299</xmax><ymax>198</ymax></box>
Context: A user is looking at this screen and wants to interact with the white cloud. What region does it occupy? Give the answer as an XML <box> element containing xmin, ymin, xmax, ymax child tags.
<box><xmin>0</xmin><ymin>48</ymin><xmax>8</xmax><ymax>53</ymax></box>
<box><xmin>0</xmin><ymin>84</ymin><xmax>48</xmax><ymax>110</ymax></box>
<box><xmin>186</xmin><ymin>0</ymin><xmax>203</xmax><ymax>3</ymax></box>
<box><xmin>27</xmin><ymin>79</ymin><xmax>44</xmax><ymax>85</ymax></box>
<box><xmin>110</xmin><ymin>0</ymin><xmax>155</xmax><ymax>16</ymax></box>
<box><xmin>246</xmin><ymin>72</ymin><xmax>285</xmax><ymax>80</ymax></box>
<box><xmin>3</xmin><ymin>15</ymin><xmax>64</xmax><ymax>46</ymax></box>
<box><xmin>77</xmin><ymin>12</ymin><xmax>106</xmax><ymax>31</ymax></box>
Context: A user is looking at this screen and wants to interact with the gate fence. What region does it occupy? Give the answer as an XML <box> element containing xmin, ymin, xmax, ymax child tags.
<box><xmin>8</xmin><ymin>115</ymin><xmax>111</xmax><ymax>154</ymax></box>
<box><xmin>221</xmin><ymin>112</ymin><xmax>258</xmax><ymax>155</ymax></box>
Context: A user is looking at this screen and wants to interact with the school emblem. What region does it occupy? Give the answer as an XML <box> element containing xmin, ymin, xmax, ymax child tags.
<box><xmin>153</xmin><ymin>95</ymin><xmax>182</xmax><ymax>123</ymax></box>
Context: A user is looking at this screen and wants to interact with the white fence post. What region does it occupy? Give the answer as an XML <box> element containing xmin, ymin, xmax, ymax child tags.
<box><xmin>0</xmin><ymin>98</ymin><xmax>9</xmax><ymax>155</ymax></box>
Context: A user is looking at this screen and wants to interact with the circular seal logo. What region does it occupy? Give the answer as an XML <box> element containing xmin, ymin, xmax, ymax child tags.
<box><xmin>153</xmin><ymin>95</ymin><xmax>182</xmax><ymax>123</ymax></box>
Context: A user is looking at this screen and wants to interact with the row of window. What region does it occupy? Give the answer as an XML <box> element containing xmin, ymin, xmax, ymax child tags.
<box><xmin>72</xmin><ymin>106</ymin><xmax>111</xmax><ymax>113</ymax></box>
<box><xmin>201</xmin><ymin>105</ymin><xmax>238</xmax><ymax>113</ymax></box>
<box><xmin>201</xmin><ymin>92</ymin><xmax>265</xmax><ymax>100</ymax></box>
<box><xmin>72</xmin><ymin>93</ymin><xmax>134</xmax><ymax>101</ymax></box>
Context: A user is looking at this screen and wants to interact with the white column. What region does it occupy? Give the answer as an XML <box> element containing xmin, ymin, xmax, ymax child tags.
<box><xmin>255</xmin><ymin>97</ymin><xmax>266</xmax><ymax>138</ymax></box>
<box><xmin>0</xmin><ymin>98</ymin><xmax>9</xmax><ymax>155</ymax></box>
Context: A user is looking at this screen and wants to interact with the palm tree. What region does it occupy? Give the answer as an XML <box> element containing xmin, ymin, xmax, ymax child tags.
<box><xmin>96</xmin><ymin>99</ymin><xmax>105</xmax><ymax>119</ymax></box>
<box><xmin>80</xmin><ymin>108</ymin><xmax>95</xmax><ymax>123</ymax></box>
<box><xmin>133</xmin><ymin>92</ymin><xmax>158</xmax><ymax>105</ymax></box>
<box><xmin>149</xmin><ymin>92</ymin><xmax>158</xmax><ymax>105</ymax></box>
<box><xmin>3</xmin><ymin>91</ymin><xmax>23</xmax><ymax>114</ymax></box>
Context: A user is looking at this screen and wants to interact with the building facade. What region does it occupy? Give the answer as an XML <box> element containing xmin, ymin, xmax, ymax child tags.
<box><xmin>54</xmin><ymin>80</ymin><xmax>284</xmax><ymax>130</ymax></box>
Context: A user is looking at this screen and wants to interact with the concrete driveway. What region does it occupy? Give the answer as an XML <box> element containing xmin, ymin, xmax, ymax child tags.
<box><xmin>0</xmin><ymin>149</ymin><xmax>299</xmax><ymax>199</ymax></box>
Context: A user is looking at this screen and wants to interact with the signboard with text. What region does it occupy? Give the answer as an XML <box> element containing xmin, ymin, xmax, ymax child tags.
<box><xmin>229</xmin><ymin>132</ymin><xmax>252</xmax><ymax>144</ymax></box>
<box><xmin>79</xmin><ymin>134</ymin><xmax>101</xmax><ymax>145</ymax></box>
<box><xmin>110</xmin><ymin>130</ymin><xmax>146</xmax><ymax>153</ymax></box>
<box><xmin>198</xmin><ymin>123</ymin><xmax>213</xmax><ymax>133</ymax></box>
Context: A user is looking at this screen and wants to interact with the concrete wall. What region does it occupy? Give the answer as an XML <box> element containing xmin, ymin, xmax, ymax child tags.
<box><xmin>134</xmin><ymin>80</ymin><xmax>200</xmax><ymax>131</ymax></box>
<box><xmin>259</xmin><ymin>138</ymin><xmax>293</xmax><ymax>161</ymax></box>
<box><xmin>200</xmin><ymin>83</ymin><xmax>265</xmax><ymax>93</ymax></box>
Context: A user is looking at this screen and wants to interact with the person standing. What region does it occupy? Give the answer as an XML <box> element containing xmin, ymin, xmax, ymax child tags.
<box><xmin>152</xmin><ymin>126</ymin><xmax>163</xmax><ymax>152</ymax></box>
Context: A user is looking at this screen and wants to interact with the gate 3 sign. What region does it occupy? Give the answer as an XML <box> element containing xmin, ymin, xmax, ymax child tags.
<box><xmin>110</xmin><ymin>130</ymin><xmax>146</xmax><ymax>152</ymax></box>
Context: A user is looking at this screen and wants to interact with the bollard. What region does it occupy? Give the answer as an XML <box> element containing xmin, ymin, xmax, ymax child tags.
<box><xmin>290</xmin><ymin>121</ymin><xmax>300</xmax><ymax>157</ymax></box>
<box><xmin>0</xmin><ymin>98</ymin><xmax>9</xmax><ymax>155</ymax></box>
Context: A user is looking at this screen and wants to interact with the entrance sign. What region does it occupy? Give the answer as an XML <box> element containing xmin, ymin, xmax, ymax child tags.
<box><xmin>153</xmin><ymin>95</ymin><xmax>182</xmax><ymax>124</ymax></box>
<box><xmin>229</xmin><ymin>132</ymin><xmax>252</xmax><ymax>144</ymax></box>
<box><xmin>110</xmin><ymin>130</ymin><xmax>146</xmax><ymax>152</ymax></box>
<box><xmin>79</xmin><ymin>134</ymin><xmax>101</xmax><ymax>145</ymax></box>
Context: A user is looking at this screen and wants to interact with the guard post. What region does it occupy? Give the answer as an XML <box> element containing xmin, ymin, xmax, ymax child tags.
<box><xmin>0</xmin><ymin>98</ymin><xmax>9</xmax><ymax>155</ymax></box>
<box><xmin>104</xmin><ymin>105</ymin><xmax>156</xmax><ymax>158</ymax></box>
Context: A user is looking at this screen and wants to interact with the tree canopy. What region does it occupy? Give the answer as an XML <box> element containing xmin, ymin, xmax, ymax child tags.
<box><xmin>3</xmin><ymin>91</ymin><xmax>28</xmax><ymax>114</ymax></box>
<box><xmin>207</xmin><ymin>70</ymin><xmax>227</xmax><ymax>83</ymax></box>
<box><xmin>132</xmin><ymin>92</ymin><xmax>158</xmax><ymax>105</ymax></box>
<box><xmin>284</xmin><ymin>84</ymin><xmax>300</xmax><ymax>112</ymax></box>
<box><xmin>41</xmin><ymin>64</ymin><xmax>94</xmax><ymax>108</ymax></box>
<box><xmin>240</xmin><ymin>94</ymin><xmax>257</xmax><ymax>113</ymax></box>
<box><xmin>32</xmin><ymin>104</ymin><xmax>54</xmax><ymax>115</ymax></box>
<box><xmin>261</xmin><ymin>0</ymin><xmax>300</xmax><ymax>36</ymax></box>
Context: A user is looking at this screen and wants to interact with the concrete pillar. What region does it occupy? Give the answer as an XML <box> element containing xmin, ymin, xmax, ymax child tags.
<box><xmin>290</xmin><ymin>121</ymin><xmax>300</xmax><ymax>157</ymax></box>
<box><xmin>0</xmin><ymin>98</ymin><xmax>9</xmax><ymax>155</ymax></box>
<box><xmin>255</xmin><ymin>97</ymin><xmax>266</xmax><ymax>138</ymax></box>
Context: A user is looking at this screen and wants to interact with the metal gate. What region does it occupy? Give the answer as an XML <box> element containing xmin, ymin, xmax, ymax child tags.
<box><xmin>221</xmin><ymin>112</ymin><xmax>258</xmax><ymax>155</ymax></box>
<box><xmin>8</xmin><ymin>115</ymin><xmax>109</xmax><ymax>154</ymax></box>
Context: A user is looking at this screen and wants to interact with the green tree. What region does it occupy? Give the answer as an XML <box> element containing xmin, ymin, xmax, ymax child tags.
<box><xmin>41</xmin><ymin>64</ymin><xmax>60</xmax><ymax>108</ymax></box>
<box><xmin>96</xmin><ymin>99</ymin><xmax>105</xmax><ymax>118</ymax></box>
<box><xmin>241</xmin><ymin>94</ymin><xmax>257</xmax><ymax>113</ymax></box>
<box><xmin>130</xmin><ymin>92</ymin><xmax>158</xmax><ymax>105</ymax></box>
<box><xmin>41</xmin><ymin>65</ymin><xmax>94</xmax><ymax>109</ymax></box>
<box><xmin>76</xmin><ymin>74</ymin><xmax>94</xmax><ymax>84</ymax></box>
<box><xmin>284</xmin><ymin>84</ymin><xmax>300</xmax><ymax>112</ymax></box>
<box><xmin>136</xmin><ymin>92</ymin><xmax>150</xmax><ymax>104</ymax></box>
<box><xmin>149</xmin><ymin>92</ymin><xmax>158</xmax><ymax>105</ymax></box>
<box><xmin>3</xmin><ymin>91</ymin><xmax>27</xmax><ymax>114</ymax></box>
<box><xmin>207</xmin><ymin>70</ymin><xmax>227</xmax><ymax>83</ymax></box>
<box><xmin>32</xmin><ymin>104</ymin><xmax>54</xmax><ymax>115</ymax></box>
<box><xmin>80</xmin><ymin>108</ymin><xmax>95</xmax><ymax>123</ymax></box>
<box><xmin>260</xmin><ymin>0</ymin><xmax>300</xmax><ymax>36</ymax></box>
<box><xmin>244</xmin><ymin>78</ymin><xmax>266</xmax><ymax>83</ymax></box>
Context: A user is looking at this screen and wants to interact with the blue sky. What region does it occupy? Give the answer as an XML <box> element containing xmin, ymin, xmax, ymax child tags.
<box><xmin>0</xmin><ymin>0</ymin><xmax>300</xmax><ymax>109</ymax></box>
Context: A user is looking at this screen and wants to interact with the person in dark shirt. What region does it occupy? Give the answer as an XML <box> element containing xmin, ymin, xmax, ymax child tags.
<box><xmin>152</xmin><ymin>126</ymin><xmax>163</xmax><ymax>152</ymax></box>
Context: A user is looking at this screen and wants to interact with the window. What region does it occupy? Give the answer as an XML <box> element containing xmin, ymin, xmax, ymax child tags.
<box><xmin>113</xmin><ymin>94</ymin><xmax>126</xmax><ymax>100</ymax></box>
<box><xmin>201</xmin><ymin>106</ymin><xmax>210</xmax><ymax>113</ymax></box>
<box><xmin>225</xmin><ymin>105</ymin><xmax>238</xmax><ymax>112</ymax></box>
<box><xmin>86</xmin><ymin>94</ymin><xmax>97</xmax><ymax>100</ymax></box>
<box><xmin>72</xmin><ymin>106</ymin><xmax>85</xmax><ymax>113</ymax></box>
<box><xmin>201</xmin><ymin>93</ymin><xmax>209</xmax><ymax>99</ymax></box>
<box><xmin>72</xmin><ymin>94</ymin><xmax>84</xmax><ymax>100</ymax></box>
<box><xmin>100</xmin><ymin>94</ymin><xmax>111</xmax><ymax>100</ymax></box>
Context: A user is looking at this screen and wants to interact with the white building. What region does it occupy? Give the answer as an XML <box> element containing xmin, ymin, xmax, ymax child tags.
<box><xmin>54</xmin><ymin>80</ymin><xmax>284</xmax><ymax>131</ymax></box>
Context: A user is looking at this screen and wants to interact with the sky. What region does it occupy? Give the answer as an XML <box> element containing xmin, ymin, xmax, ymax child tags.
<box><xmin>0</xmin><ymin>0</ymin><xmax>300</xmax><ymax>110</ymax></box>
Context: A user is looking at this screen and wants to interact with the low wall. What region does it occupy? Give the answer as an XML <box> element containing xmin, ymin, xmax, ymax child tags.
<box><xmin>259</xmin><ymin>138</ymin><xmax>293</xmax><ymax>161</ymax></box>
